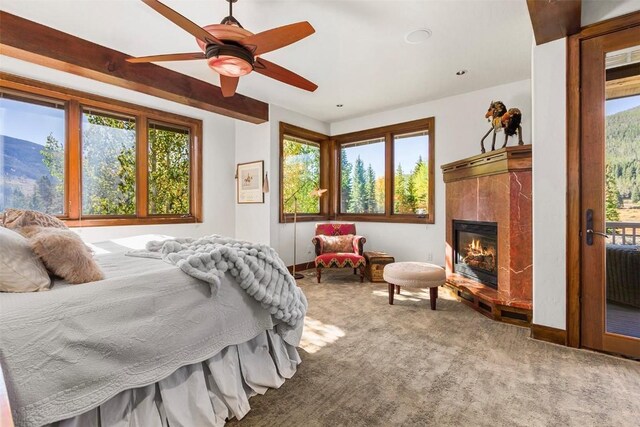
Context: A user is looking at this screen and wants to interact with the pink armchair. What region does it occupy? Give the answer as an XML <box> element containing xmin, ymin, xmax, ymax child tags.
<box><xmin>312</xmin><ymin>223</ymin><xmax>366</xmax><ymax>283</ymax></box>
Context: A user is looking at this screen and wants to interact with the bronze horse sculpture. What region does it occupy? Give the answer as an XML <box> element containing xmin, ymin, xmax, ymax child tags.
<box><xmin>480</xmin><ymin>101</ymin><xmax>524</xmax><ymax>153</ymax></box>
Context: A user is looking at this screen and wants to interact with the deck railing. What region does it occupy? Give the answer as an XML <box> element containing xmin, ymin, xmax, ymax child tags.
<box><xmin>606</xmin><ymin>222</ymin><xmax>640</xmax><ymax>245</ymax></box>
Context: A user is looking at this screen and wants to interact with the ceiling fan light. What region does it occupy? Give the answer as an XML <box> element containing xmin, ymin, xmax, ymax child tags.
<box><xmin>207</xmin><ymin>56</ymin><xmax>253</xmax><ymax>77</ymax></box>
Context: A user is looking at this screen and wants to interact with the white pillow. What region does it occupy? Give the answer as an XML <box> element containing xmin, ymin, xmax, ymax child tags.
<box><xmin>0</xmin><ymin>227</ymin><xmax>51</xmax><ymax>292</ymax></box>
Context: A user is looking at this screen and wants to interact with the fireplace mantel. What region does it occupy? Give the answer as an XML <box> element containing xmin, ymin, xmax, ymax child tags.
<box><xmin>441</xmin><ymin>146</ymin><xmax>532</xmax><ymax>183</ymax></box>
<box><xmin>442</xmin><ymin>145</ymin><xmax>533</xmax><ymax>326</ymax></box>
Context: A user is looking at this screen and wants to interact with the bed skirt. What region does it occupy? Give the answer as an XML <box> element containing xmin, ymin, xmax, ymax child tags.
<box><xmin>44</xmin><ymin>330</ymin><xmax>300</xmax><ymax>427</ymax></box>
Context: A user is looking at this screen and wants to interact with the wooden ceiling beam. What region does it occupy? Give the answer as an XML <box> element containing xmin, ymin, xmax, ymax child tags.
<box><xmin>0</xmin><ymin>11</ymin><xmax>268</xmax><ymax>124</ymax></box>
<box><xmin>526</xmin><ymin>0</ymin><xmax>582</xmax><ymax>45</ymax></box>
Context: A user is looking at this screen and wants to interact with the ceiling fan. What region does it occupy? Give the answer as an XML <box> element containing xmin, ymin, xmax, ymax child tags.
<box><xmin>127</xmin><ymin>0</ymin><xmax>318</xmax><ymax>97</ymax></box>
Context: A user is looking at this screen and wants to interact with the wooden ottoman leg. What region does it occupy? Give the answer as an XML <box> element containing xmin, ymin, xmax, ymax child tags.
<box><xmin>396</xmin><ymin>285</ymin><xmax>400</xmax><ymax>294</ymax></box>
<box><xmin>430</xmin><ymin>286</ymin><xmax>438</xmax><ymax>310</ymax></box>
<box><xmin>317</xmin><ymin>267</ymin><xmax>322</xmax><ymax>284</ymax></box>
<box><xmin>388</xmin><ymin>283</ymin><xmax>395</xmax><ymax>305</ymax></box>
<box><xmin>353</xmin><ymin>268</ymin><xmax>357</xmax><ymax>275</ymax></box>
<box><xmin>360</xmin><ymin>265</ymin><xmax>365</xmax><ymax>283</ymax></box>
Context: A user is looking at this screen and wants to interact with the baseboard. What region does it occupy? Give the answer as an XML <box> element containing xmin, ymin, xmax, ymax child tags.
<box><xmin>287</xmin><ymin>261</ymin><xmax>314</xmax><ymax>274</ymax></box>
<box><xmin>531</xmin><ymin>323</ymin><xmax>567</xmax><ymax>346</ymax></box>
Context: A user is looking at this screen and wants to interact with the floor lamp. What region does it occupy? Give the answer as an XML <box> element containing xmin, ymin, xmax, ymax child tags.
<box><xmin>286</xmin><ymin>187</ymin><xmax>327</xmax><ymax>280</ymax></box>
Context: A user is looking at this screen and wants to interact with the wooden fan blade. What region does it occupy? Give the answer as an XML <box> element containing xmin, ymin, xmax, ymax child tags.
<box><xmin>220</xmin><ymin>75</ymin><xmax>239</xmax><ymax>97</ymax></box>
<box><xmin>141</xmin><ymin>0</ymin><xmax>223</xmax><ymax>45</ymax></box>
<box><xmin>254</xmin><ymin>58</ymin><xmax>317</xmax><ymax>92</ymax></box>
<box><xmin>127</xmin><ymin>52</ymin><xmax>206</xmax><ymax>63</ymax></box>
<box><xmin>240</xmin><ymin>21</ymin><xmax>315</xmax><ymax>56</ymax></box>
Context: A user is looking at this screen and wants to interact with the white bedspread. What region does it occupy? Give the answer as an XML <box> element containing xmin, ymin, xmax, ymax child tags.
<box><xmin>0</xmin><ymin>238</ymin><xmax>303</xmax><ymax>427</ymax></box>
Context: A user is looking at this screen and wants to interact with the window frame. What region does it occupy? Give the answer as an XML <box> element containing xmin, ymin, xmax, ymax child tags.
<box><xmin>279</xmin><ymin>122</ymin><xmax>330</xmax><ymax>223</ymax></box>
<box><xmin>333</xmin><ymin>117</ymin><xmax>435</xmax><ymax>224</ymax></box>
<box><xmin>1</xmin><ymin>74</ymin><xmax>203</xmax><ymax>227</ymax></box>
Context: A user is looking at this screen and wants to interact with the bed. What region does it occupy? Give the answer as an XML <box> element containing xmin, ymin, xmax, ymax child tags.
<box><xmin>0</xmin><ymin>236</ymin><xmax>305</xmax><ymax>427</ymax></box>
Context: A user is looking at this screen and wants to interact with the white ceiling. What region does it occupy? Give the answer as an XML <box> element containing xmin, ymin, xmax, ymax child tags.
<box><xmin>1</xmin><ymin>0</ymin><xmax>533</xmax><ymax>123</ymax></box>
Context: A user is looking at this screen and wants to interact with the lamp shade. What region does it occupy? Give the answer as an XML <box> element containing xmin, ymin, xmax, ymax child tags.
<box><xmin>309</xmin><ymin>188</ymin><xmax>328</xmax><ymax>198</ymax></box>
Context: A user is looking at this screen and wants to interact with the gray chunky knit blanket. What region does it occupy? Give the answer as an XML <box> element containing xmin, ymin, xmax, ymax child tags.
<box><xmin>129</xmin><ymin>235</ymin><xmax>308</xmax><ymax>328</ymax></box>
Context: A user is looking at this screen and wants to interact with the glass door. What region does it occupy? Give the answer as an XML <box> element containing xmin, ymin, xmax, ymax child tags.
<box><xmin>580</xmin><ymin>25</ymin><xmax>640</xmax><ymax>359</ymax></box>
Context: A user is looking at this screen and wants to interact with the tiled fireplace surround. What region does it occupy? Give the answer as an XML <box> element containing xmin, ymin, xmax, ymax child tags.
<box><xmin>442</xmin><ymin>146</ymin><xmax>533</xmax><ymax>325</ymax></box>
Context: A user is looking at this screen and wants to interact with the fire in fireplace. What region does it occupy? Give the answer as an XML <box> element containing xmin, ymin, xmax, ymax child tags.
<box><xmin>453</xmin><ymin>220</ymin><xmax>498</xmax><ymax>288</ymax></box>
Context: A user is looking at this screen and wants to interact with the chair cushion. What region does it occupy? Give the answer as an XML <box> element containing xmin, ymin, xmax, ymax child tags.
<box><xmin>383</xmin><ymin>262</ymin><xmax>445</xmax><ymax>288</ymax></box>
<box><xmin>318</xmin><ymin>234</ymin><xmax>355</xmax><ymax>253</ymax></box>
<box><xmin>315</xmin><ymin>253</ymin><xmax>365</xmax><ymax>268</ymax></box>
<box><xmin>315</xmin><ymin>223</ymin><xmax>356</xmax><ymax>236</ymax></box>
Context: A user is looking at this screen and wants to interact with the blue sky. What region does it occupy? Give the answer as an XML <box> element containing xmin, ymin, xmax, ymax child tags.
<box><xmin>0</xmin><ymin>97</ymin><xmax>65</xmax><ymax>145</ymax></box>
<box><xmin>343</xmin><ymin>134</ymin><xmax>428</xmax><ymax>178</ymax></box>
<box><xmin>605</xmin><ymin>95</ymin><xmax>640</xmax><ymax>116</ymax></box>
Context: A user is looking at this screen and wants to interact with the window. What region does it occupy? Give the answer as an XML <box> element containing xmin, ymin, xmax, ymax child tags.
<box><xmin>82</xmin><ymin>110</ymin><xmax>136</xmax><ymax>216</ymax></box>
<box><xmin>279</xmin><ymin>123</ymin><xmax>329</xmax><ymax>222</ymax></box>
<box><xmin>393</xmin><ymin>131</ymin><xmax>430</xmax><ymax>215</ymax></box>
<box><xmin>148</xmin><ymin>122</ymin><xmax>191</xmax><ymax>215</ymax></box>
<box><xmin>0</xmin><ymin>93</ymin><xmax>65</xmax><ymax>215</ymax></box>
<box><xmin>282</xmin><ymin>136</ymin><xmax>321</xmax><ymax>214</ymax></box>
<box><xmin>334</xmin><ymin>118</ymin><xmax>435</xmax><ymax>223</ymax></box>
<box><xmin>1</xmin><ymin>75</ymin><xmax>202</xmax><ymax>226</ymax></box>
<box><xmin>340</xmin><ymin>138</ymin><xmax>385</xmax><ymax>214</ymax></box>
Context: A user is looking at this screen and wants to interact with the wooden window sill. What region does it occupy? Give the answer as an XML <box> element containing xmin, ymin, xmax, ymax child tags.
<box><xmin>334</xmin><ymin>214</ymin><xmax>434</xmax><ymax>224</ymax></box>
<box><xmin>280</xmin><ymin>214</ymin><xmax>329</xmax><ymax>224</ymax></box>
<box><xmin>62</xmin><ymin>216</ymin><xmax>199</xmax><ymax>227</ymax></box>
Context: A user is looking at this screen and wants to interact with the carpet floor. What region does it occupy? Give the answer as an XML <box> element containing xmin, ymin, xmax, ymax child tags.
<box><xmin>229</xmin><ymin>269</ymin><xmax>640</xmax><ymax>427</ymax></box>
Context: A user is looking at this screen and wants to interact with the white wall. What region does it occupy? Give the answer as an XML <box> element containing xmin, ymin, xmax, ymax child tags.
<box><xmin>330</xmin><ymin>80</ymin><xmax>532</xmax><ymax>266</ymax></box>
<box><xmin>234</xmin><ymin>121</ymin><xmax>270</xmax><ymax>244</ymax></box>
<box><xmin>0</xmin><ymin>55</ymin><xmax>237</xmax><ymax>243</ymax></box>
<box><xmin>531</xmin><ymin>39</ymin><xmax>567</xmax><ymax>330</ymax></box>
<box><xmin>582</xmin><ymin>0</ymin><xmax>640</xmax><ymax>26</ymax></box>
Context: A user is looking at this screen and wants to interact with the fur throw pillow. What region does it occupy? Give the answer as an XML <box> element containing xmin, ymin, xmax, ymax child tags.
<box><xmin>3</xmin><ymin>208</ymin><xmax>68</xmax><ymax>231</ymax></box>
<box><xmin>320</xmin><ymin>234</ymin><xmax>355</xmax><ymax>253</ymax></box>
<box><xmin>21</xmin><ymin>226</ymin><xmax>104</xmax><ymax>284</ymax></box>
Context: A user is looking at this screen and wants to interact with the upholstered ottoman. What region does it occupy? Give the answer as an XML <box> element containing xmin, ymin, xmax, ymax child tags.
<box><xmin>383</xmin><ymin>262</ymin><xmax>446</xmax><ymax>310</ymax></box>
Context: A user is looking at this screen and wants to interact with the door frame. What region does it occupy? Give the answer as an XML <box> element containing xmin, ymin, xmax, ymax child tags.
<box><xmin>566</xmin><ymin>11</ymin><xmax>640</xmax><ymax>349</ymax></box>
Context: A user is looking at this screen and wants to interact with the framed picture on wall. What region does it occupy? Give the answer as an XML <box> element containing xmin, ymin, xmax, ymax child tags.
<box><xmin>237</xmin><ymin>160</ymin><xmax>264</xmax><ymax>204</ymax></box>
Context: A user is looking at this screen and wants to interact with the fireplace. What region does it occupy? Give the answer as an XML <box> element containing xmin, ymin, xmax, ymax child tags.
<box><xmin>453</xmin><ymin>220</ymin><xmax>498</xmax><ymax>289</ymax></box>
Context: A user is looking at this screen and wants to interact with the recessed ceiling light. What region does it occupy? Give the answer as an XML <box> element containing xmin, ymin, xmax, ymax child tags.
<box><xmin>405</xmin><ymin>29</ymin><xmax>432</xmax><ymax>44</ymax></box>
<box><xmin>456</xmin><ymin>70</ymin><xmax>468</xmax><ymax>76</ymax></box>
<box><xmin>336</xmin><ymin>104</ymin><xmax>344</xmax><ymax>108</ymax></box>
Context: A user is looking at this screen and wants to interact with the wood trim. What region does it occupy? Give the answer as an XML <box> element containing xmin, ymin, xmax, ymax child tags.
<box><xmin>0</xmin><ymin>11</ymin><xmax>268</xmax><ymax>124</ymax></box>
<box><xmin>1</xmin><ymin>73</ymin><xmax>203</xmax><ymax>226</ymax></box>
<box><xmin>66</xmin><ymin>99</ymin><xmax>82</xmax><ymax>220</ymax></box>
<box><xmin>427</xmin><ymin>117</ymin><xmax>436</xmax><ymax>222</ymax></box>
<box><xmin>192</xmin><ymin>122</ymin><xmax>204</xmax><ymax>223</ymax></box>
<box><xmin>441</xmin><ymin>146</ymin><xmax>532</xmax><ymax>183</ymax></box>
<box><xmin>579</xmin><ymin>10</ymin><xmax>640</xmax><ymax>39</ymax></box>
<box><xmin>64</xmin><ymin>216</ymin><xmax>199</xmax><ymax>228</ymax></box>
<box><xmin>280</xmin><ymin>122</ymin><xmax>328</xmax><ymax>143</ymax></box>
<box><xmin>384</xmin><ymin>132</ymin><xmax>393</xmax><ymax>218</ymax></box>
<box><xmin>565</xmin><ymin>12</ymin><xmax>640</xmax><ymax>351</ymax></box>
<box><xmin>531</xmin><ymin>324</ymin><xmax>567</xmax><ymax>346</ymax></box>
<box><xmin>566</xmin><ymin>34</ymin><xmax>581</xmax><ymax>349</ymax></box>
<box><xmin>332</xmin><ymin>118</ymin><xmax>433</xmax><ymax>144</ymax></box>
<box><xmin>281</xmin><ymin>214</ymin><xmax>328</xmax><ymax>223</ymax></box>
<box><xmin>334</xmin><ymin>214</ymin><xmax>432</xmax><ymax>224</ymax></box>
<box><xmin>526</xmin><ymin>0</ymin><xmax>581</xmax><ymax>45</ymax></box>
<box><xmin>527</xmin><ymin>0</ymin><xmax>582</xmax><ymax>45</ymax></box>
<box><xmin>333</xmin><ymin>117</ymin><xmax>436</xmax><ymax>224</ymax></box>
<box><xmin>136</xmin><ymin>116</ymin><xmax>149</xmax><ymax>218</ymax></box>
